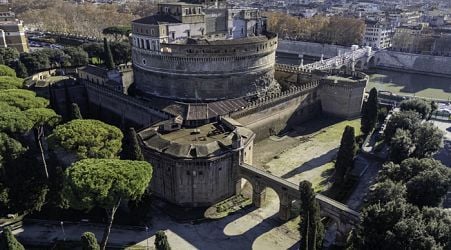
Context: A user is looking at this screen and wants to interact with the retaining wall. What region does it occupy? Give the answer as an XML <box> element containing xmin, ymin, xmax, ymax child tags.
<box><xmin>374</xmin><ymin>50</ymin><xmax>451</xmax><ymax>77</ymax></box>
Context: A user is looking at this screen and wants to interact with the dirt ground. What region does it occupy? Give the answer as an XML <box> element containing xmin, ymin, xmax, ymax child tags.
<box><xmin>253</xmin><ymin>118</ymin><xmax>360</xmax><ymax>191</ymax></box>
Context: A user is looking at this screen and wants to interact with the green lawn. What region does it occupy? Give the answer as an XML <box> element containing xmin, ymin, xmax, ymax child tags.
<box><xmin>313</xmin><ymin>119</ymin><xmax>361</xmax><ymax>143</ymax></box>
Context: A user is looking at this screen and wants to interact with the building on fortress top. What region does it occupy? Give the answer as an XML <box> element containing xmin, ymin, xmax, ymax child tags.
<box><xmin>131</xmin><ymin>0</ymin><xmax>279</xmax><ymax>102</ymax></box>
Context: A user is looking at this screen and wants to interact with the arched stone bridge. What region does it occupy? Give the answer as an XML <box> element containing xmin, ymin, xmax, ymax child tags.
<box><xmin>276</xmin><ymin>47</ymin><xmax>375</xmax><ymax>73</ymax></box>
<box><xmin>239</xmin><ymin>163</ymin><xmax>360</xmax><ymax>242</ymax></box>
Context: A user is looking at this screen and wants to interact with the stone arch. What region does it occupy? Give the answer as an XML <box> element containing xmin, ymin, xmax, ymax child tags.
<box><xmin>368</xmin><ymin>56</ymin><xmax>376</xmax><ymax>68</ymax></box>
<box><xmin>238</xmin><ymin>176</ymin><xmax>292</xmax><ymax>220</ymax></box>
<box><xmin>355</xmin><ymin>60</ymin><xmax>364</xmax><ymax>70</ymax></box>
<box><xmin>339</xmin><ymin>65</ymin><xmax>347</xmax><ymax>72</ymax></box>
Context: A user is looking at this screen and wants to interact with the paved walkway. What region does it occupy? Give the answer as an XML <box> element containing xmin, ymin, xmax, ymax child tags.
<box><xmin>13</xmin><ymin>200</ymin><xmax>300</xmax><ymax>250</ymax></box>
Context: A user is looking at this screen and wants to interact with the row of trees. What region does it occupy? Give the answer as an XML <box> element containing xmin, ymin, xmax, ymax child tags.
<box><xmin>266</xmin><ymin>13</ymin><xmax>365</xmax><ymax>46</ymax></box>
<box><xmin>348</xmin><ymin>96</ymin><xmax>450</xmax><ymax>249</ymax></box>
<box><xmin>0</xmin><ymin>39</ymin><xmax>130</xmax><ymax>78</ymax></box>
<box><xmin>0</xmin><ymin>64</ymin><xmax>61</xmax><ymax>215</ymax></box>
<box><xmin>1</xmin><ymin>228</ymin><xmax>172</xmax><ymax>250</ymax></box>
<box><xmin>0</xmin><ymin>65</ymin><xmax>154</xmax><ymax>249</ymax></box>
<box><xmin>14</xmin><ymin>0</ymin><xmax>137</xmax><ymax>38</ymax></box>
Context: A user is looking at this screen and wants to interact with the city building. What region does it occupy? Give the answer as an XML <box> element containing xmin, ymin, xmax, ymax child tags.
<box><xmin>363</xmin><ymin>20</ymin><xmax>393</xmax><ymax>50</ymax></box>
<box><xmin>0</xmin><ymin>2</ymin><xmax>29</xmax><ymax>53</ymax></box>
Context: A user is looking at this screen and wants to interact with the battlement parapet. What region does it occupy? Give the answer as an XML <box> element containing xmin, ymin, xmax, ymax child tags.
<box><xmin>83</xmin><ymin>80</ymin><xmax>171</xmax><ymax>121</ymax></box>
<box><xmin>231</xmin><ymin>80</ymin><xmax>320</xmax><ymax>119</ymax></box>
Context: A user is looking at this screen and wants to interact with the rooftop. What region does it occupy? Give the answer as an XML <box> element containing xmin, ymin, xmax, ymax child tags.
<box><xmin>161</xmin><ymin>123</ymin><xmax>233</xmax><ymax>145</ymax></box>
<box><xmin>139</xmin><ymin>119</ymin><xmax>254</xmax><ymax>158</ymax></box>
<box><xmin>132</xmin><ymin>14</ymin><xmax>181</xmax><ymax>25</ymax></box>
<box><xmin>324</xmin><ymin>75</ymin><xmax>360</xmax><ymax>83</ymax></box>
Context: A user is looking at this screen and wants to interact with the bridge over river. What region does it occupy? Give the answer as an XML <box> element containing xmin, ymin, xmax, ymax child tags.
<box><xmin>275</xmin><ymin>46</ymin><xmax>375</xmax><ymax>73</ymax></box>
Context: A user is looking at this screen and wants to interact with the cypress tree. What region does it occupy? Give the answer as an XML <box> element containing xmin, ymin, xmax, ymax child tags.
<box><xmin>299</xmin><ymin>181</ymin><xmax>324</xmax><ymax>250</ymax></box>
<box><xmin>155</xmin><ymin>230</ymin><xmax>171</xmax><ymax>250</ymax></box>
<box><xmin>335</xmin><ymin>126</ymin><xmax>356</xmax><ymax>184</ymax></box>
<box><xmin>103</xmin><ymin>38</ymin><xmax>115</xmax><ymax>70</ymax></box>
<box><xmin>361</xmin><ymin>88</ymin><xmax>378</xmax><ymax>135</ymax></box>
<box><xmin>0</xmin><ymin>227</ymin><xmax>25</xmax><ymax>250</ymax></box>
<box><xmin>71</xmin><ymin>103</ymin><xmax>83</xmax><ymax>120</ymax></box>
<box><xmin>81</xmin><ymin>232</ymin><xmax>100</xmax><ymax>250</ymax></box>
<box><xmin>122</xmin><ymin>127</ymin><xmax>144</xmax><ymax>161</ymax></box>
<box><xmin>14</xmin><ymin>60</ymin><xmax>28</xmax><ymax>78</ymax></box>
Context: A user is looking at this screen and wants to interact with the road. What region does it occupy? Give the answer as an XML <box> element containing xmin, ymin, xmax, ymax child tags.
<box><xmin>432</xmin><ymin>119</ymin><xmax>451</xmax><ymax>167</ymax></box>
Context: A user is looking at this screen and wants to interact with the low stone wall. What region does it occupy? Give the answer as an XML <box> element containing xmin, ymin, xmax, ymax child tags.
<box><xmin>374</xmin><ymin>50</ymin><xmax>451</xmax><ymax>77</ymax></box>
<box><xmin>277</xmin><ymin>40</ymin><xmax>352</xmax><ymax>58</ymax></box>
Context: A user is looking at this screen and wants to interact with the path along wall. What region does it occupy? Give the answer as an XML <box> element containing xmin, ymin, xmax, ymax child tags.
<box><xmin>374</xmin><ymin>50</ymin><xmax>451</xmax><ymax>77</ymax></box>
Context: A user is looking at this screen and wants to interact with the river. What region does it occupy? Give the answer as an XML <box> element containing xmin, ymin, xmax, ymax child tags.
<box><xmin>276</xmin><ymin>52</ymin><xmax>451</xmax><ymax>101</ymax></box>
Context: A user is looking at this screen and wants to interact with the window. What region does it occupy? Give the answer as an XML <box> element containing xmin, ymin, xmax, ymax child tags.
<box><xmin>142</xmin><ymin>59</ymin><xmax>146</xmax><ymax>65</ymax></box>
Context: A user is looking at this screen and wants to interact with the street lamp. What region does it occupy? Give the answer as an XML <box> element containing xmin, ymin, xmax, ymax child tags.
<box><xmin>145</xmin><ymin>225</ymin><xmax>149</xmax><ymax>249</ymax></box>
<box><xmin>60</xmin><ymin>221</ymin><xmax>66</xmax><ymax>241</ymax></box>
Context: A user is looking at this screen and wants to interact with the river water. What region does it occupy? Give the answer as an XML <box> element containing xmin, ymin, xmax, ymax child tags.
<box><xmin>276</xmin><ymin>52</ymin><xmax>451</xmax><ymax>101</ymax></box>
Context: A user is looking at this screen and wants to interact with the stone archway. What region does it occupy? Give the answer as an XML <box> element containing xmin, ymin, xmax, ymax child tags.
<box><xmin>237</xmin><ymin>176</ymin><xmax>294</xmax><ymax>220</ymax></box>
<box><xmin>339</xmin><ymin>65</ymin><xmax>347</xmax><ymax>72</ymax></box>
<box><xmin>355</xmin><ymin>60</ymin><xmax>364</xmax><ymax>70</ymax></box>
<box><xmin>368</xmin><ymin>56</ymin><xmax>376</xmax><ymax>68</ymax></box>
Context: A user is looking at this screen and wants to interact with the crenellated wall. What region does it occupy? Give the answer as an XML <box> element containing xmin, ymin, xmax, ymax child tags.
<box><xmin>84</xmin><ymin>81</ymin><xmax>170</xmax><ymax>128</ymax></box>
<box><xmin>231</xmin><ymin>81</ymin><xmax>321</xmax><ymax>141</ymax></box>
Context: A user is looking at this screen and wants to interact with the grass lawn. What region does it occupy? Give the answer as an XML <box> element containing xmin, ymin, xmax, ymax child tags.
<box><xmin>260</xmin><ymin>118</ymin><xmax>361</xmax><ymax>194</ymax></box>
<box><xmin>313</xmin><ymin>119</ymin><xmax>361</xmax><ymax>143</ymax></box>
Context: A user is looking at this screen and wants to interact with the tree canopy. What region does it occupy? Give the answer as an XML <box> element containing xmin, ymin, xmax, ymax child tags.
<box><xmin>103</xmin><ymin>26</ymin><xmax>131</xmax><ymax>41</ymax></box>
<box><xmin>335</xmin><ymin>126</ymin><xmax>356</xmax><ymax>184</ymax></box>
<box><xmin>0</xmin><ymin>47</ymin><xmax>19</xmax><ymax>66</ymax></box>
<box><xmin>0</xmin><ymin>76</ymin><xmax>24</xmax><ymax>90</ymax></box>
<box><xmin>122</xmin><ymin>127</ymin><xmax>144</xmax><ymax>161</ymax></box>
<box><xmin>384</xmin><ymin>110</ymin><xmax>421</xmax><ymax>142</ymax></box>
<box><xmin>104</xmin><ymin>38</ymin><xmax>115</xmax><ymax>69</ymax></box>
<box><xmin>0</xmin><ymin>89</ymin><xmax>49</xmax><ymax>110</ymax></box>
<box><xmin>71</xmin><ymin>103</ymin><xmax>83</xmax><ymax>120</ymax></box>
<box><xmin>400</xmin><ymin>98</ymin><xmax>431</xmax><ymax>119</ymax></box>
<box><xmin>360</xmin><ymin>88</ymin><xmax>378</xmax><ymax>135</ymax></box>
<box><xmin>81</xmin><ymin>232</ymin><xmax>100</xmax><ymax>250</ymax></box>
<box><xmin>0</xmin><ymin>227</ymin><xmax>25</xmax><ymax>250</ymax></box>
<box><xmin>299</xmin><ymin>180</ymin><xmax>324</xmax><ymax>250</ymax></box>
<box><xmin>63</xmin><ymin>158</ymin><xmax>153</xmax><ymax>249</ymax></box>
<box><xmin>155</xmin><ymin>231</ymin><xmax>171</xmax><ymax>250</ymax></box>
<box><xmin>0</xmin><ymin>65</ymin><xmax>17</xmax><ymax>77</ymax></box>
<box><xmin>49</xmin><ymin>119</ymin><xmax>123</xmax><ymax>159</ymax></box>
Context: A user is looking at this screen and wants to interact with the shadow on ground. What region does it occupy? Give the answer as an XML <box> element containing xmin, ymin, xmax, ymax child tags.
<box><xmin>281</xmin><ymin>148</ymin><xmax>337</xmax><ymax>179</ymax></box>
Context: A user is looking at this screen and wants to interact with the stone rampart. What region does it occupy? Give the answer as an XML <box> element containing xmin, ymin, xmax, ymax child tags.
<box><xmin>84</xmin><ymin>81</ymin><xmax>170</xmax><ymax>128</ymax></box>
<box><xmin>374</xmin><ymin>50</ymin><xmax>451</xmax><ymax>77</ymax></box>
<box><xmin>133</xmin><ymin>34</ymin><xmax>279</xmax><ymax>101</ymax></box>
<box><xmin>231</xmin><ymin>81</ymin><xmax>321</xmax><ymax>141</ymax></box>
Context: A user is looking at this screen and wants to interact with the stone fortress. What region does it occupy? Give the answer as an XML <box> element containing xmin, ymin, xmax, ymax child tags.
<box><xmin>55</xmin><ymin>0</ymin><xmax>368</xmax><ymax>221</ymax></box>
<box><xmin>131</xmin><ymin>0</ymin><xmax>279</xmax><ymax>101</ymax></box>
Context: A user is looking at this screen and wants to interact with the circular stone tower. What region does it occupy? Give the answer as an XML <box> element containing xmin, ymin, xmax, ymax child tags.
<box><xmin>133</xmin><ymin>33</ymin><xmax>279</xmax><ymax>102</ymax></box>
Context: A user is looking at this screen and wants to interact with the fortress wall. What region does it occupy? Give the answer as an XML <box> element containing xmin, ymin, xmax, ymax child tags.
<box><xmin>320</xmin><ymin>83</ymin><xmax>366</xmax><ymax>119</ymax></box>
<box><xmin>84</xmin><ymin>81</ymin><xmax>170</xmax><ymax>129</ymax></box>
<box><xmin>277</xmin><ymin>40</ymin><xmax>351</xmax><ymax>58</ymax></box>
<box><xmin>374</xmin><ymin>50</ymin><xmax>451</xmax><ymax>77</ymax></box>
<box><xmin>235</xmin><ymin>90</ymin><xmax>321</xmax><ymax>141</ymax></box>
<box><xmin>133</xmin><ymin>38</ymin><xmax>278</xmax><ymax>101</ymax></box>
